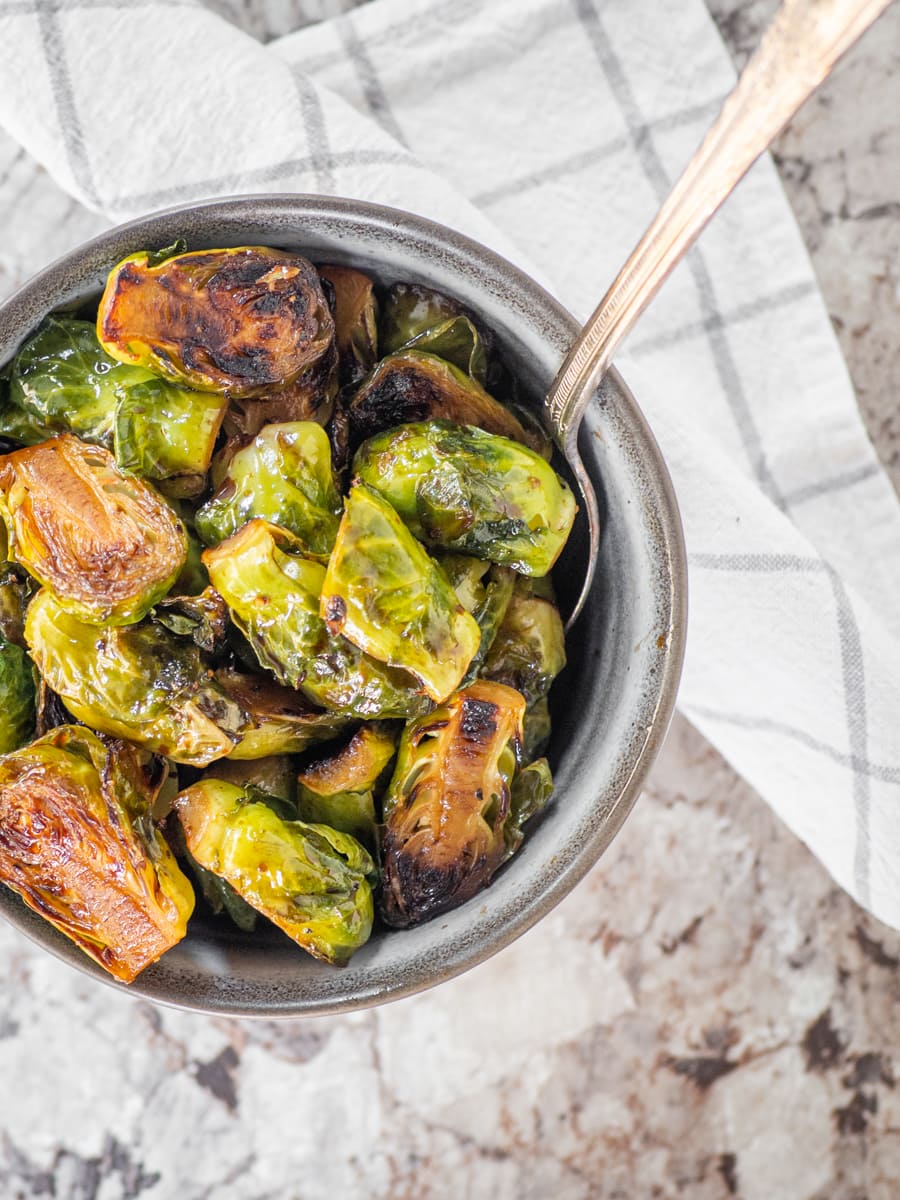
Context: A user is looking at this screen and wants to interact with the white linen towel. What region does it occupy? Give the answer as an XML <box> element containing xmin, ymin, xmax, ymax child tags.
<box><xmin>0</xmin><ymin>0</ymin><xmax>898</xmax><ymax>924</ymax></box>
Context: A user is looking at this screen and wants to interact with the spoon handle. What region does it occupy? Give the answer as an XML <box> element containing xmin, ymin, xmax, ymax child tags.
<box><xmin>547</xmin><ymin>0</ymin><xmax>893</xmax><ymax>440</ymax></box>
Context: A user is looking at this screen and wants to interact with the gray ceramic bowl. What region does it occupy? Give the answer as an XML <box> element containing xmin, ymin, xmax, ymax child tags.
<box><xmin>0</xmin><ymin>195</ymin><xmax>686</xmax><ymax>1016</ymax></box>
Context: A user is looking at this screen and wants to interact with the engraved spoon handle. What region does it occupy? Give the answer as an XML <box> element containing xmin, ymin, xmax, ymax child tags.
<box><xmin>547</xmin><ymin>0</ymin><xmax>893</xmax><ymax>440</ymax></box>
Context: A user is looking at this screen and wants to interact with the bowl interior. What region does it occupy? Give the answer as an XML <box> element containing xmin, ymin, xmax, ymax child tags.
<box><xmin>0</xmin><ymin>196</ymin><xmax>686</xmax><ymax>1016</ymax></box>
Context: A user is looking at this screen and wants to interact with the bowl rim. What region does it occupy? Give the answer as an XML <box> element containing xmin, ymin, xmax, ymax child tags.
<box><xmin>0</xmin><ymin>193</ymin><xmax>687</xmax><ymax>1016</ymax></box>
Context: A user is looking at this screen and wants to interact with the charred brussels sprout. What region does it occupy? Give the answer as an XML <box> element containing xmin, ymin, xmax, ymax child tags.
<box><xmin>0</xmin><ymin>727</ymin><xmax>194</xmax><ymax>982</ymax></box>
<box><xmin>216</xmin><ymin>669</ymin><xmax>352</xmax><ymax>759</ymax></box>
<box><xmin>98</xmin><ymin>245</ymin><xmax>335</xmax><ymax>399</ymax></box>
<box><xmin>317</xmin><ymin>265</ymin><xmax>379</xmax><ymax>386</ymax></box>
<box><xmin>174</xmin><ymin>780</ymin><xmax>375</xmax><ymax>964</ymax></box>
<box><xmin>381</xmin><ymin>680</ymin><xmax>526</xmax><ymax>927</ymax></box>
<box><xmin>25</xmin><ymin>589</ymin><xmax>246</xmax><ymax>765</ymax></box>
<box><xmin>195</xmin><ymin>421</ymin><xmax>342</xmax><ymax>557</ymax></box>
<box><xmin>346</xmin><ymin>351</ymin><xmax>531</xmax><ymax>449</ymax></box>
<box><xmin>321</xmin><ymin>483</ymin><xmax>481</xmax><ymax>703</ymax></box>
<box><xmin>0</xmin><ymin>639</ymin><xmax>36</xmax><ymax>752</ymax></box>
<box><xmin>204</xmin><ymin>520</ymin><xmax>429</xmax><ymax>719</ymax></box>
<box><xmin>0</xmin><ymin>435</ymin><xmax>187</xmax><ymax>625</ymax></box>
<box><xmin>297</xmin><ymin>722</ymin><xmax>399</xmax><ymax>851</ymax></box>
<box><xmin>354</xmin><ymin>421</ymin><xmax>576</xmax><ymax>577</ymax></box>
<box><xmin>2</xmin><ymin>316</ymin><xmax>227</xmax><ymax>494</ymax></box>
<box><xmin>481</xmin><ymin>586</ymin><xmax>566</xmax><ymax>707</ymax></box>
<box><xmin>380</xmin><ymin>282</ymin><xmax>489</xmax><ymax>384</ymax></box>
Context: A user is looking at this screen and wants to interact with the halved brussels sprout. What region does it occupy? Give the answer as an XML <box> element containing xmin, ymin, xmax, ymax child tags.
<box><xmin>195</xmin><ymin>422</ymin><xmax>342</xmax><ymax>557</ymax></box>
<box><xmin>2</xmin><ymin>316</ymin><xmax>228</xmax><ymax>495</ymax></box>
<box><xmin>204</xmin><ymin>520</ymin><xmax>429</xmax><ymax>719</ymax></box>
<box><xmin>113</xmin><ymin>377</ymin><xmax>227</xmax><ymax>498</ymax></box>
<box><xmin>321</xmin><ymin>483</ymin><xmax>481</xmax><ymax>703</ymax></box>
<box><xmin>354</xmin><ymin>421</ymin><xmax>577</xmax><ymax>577</ymax></box>
<box><xmin>221</xmin><ymin>338</ymin><xmax>338</xmax><ymax>441</ymax></box>
<box><xmin>0</xmin><ymin>435</ymin><xmax>187</xmax><ymax>625</ymax></box>
<box><xmin>0</xmin><ymin>639</ymin><xmax>36</xmax><ymax>753</ymax></box>
<box><xmin>25</xmin><ymin>589</ymin><xmax>246</xmax><ymax>765</ymax></box>
<box><xmin>0</xmin><ymin>727</ymin><xmax>194</xmax><ymax>982</ymax></box>
<box><xmin>174</xmin><ymin>780</ymin><xmax>375</xmax><ymax>964</ymax></box>
<box><xmin>98</xmin><ymin>245</ymin><xmax>336</xmax><ymax>399</ymax></box>
<box><xmin>380</xmin><ymin>282</ymin><xmax>489</xmax><ymax>384</ymax></box>
<box><xmin>216</xmin><ymin>669</ymin><xmax>352</xmax><ymax>759</ymax></box>
<box><xmin>346</xmin><ymin>351</ymin><xmax>531</xmax><ymax>449</ymax></box>
<box><xmin>296</xmin><ymin>722</ymin><xmax>399</xmax><ymax>851</ymax></box>
<box><xmin>481</xmin><ymin>587</ymin><xmax>566</xmax><ymax>707</ymax></box>
<box><xmin>317</xmin><ymin>265</ymin><xmax>379</xmax><ymax>386</ymax></box>
<box><xmin>380</xmin><ymin>680</ymin><xmax>526</xmax><ymax>927</ymax></box>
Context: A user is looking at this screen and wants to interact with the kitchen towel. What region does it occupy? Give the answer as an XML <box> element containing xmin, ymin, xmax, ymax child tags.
<box><xmin>0</xmin><ymin>0</ymin><xmax>898</xmax><ymax>924</ymax></box>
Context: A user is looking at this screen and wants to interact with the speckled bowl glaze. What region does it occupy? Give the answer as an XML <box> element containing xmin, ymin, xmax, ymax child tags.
<box><xmin>0</xmin><ymin>195</ymin><xmax>686</xmax><ymax>1017</ymax></box>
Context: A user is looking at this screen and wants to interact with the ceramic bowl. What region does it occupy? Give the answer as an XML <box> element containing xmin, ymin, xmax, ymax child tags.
<box><xmin>0</xmin><ymin>195</ymin><xmax>686</xmax><ymax>1016</ymax></box>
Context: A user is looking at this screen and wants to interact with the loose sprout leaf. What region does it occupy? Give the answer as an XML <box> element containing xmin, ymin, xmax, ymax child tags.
<box><xmin>25</xmin><ymin>589</ymin><xmax>247</xmax><ymax>766</ymax></box>
<box><xmin>0</xmin><ymin>726</ymin><xmax>194</xmax><ymax>982</ymax></box>
<box><xmin>154</xmin><ymin>587</ymin><xmax>229</xmax><ymax>654</ymax></box>
<box><xmin>98</xmin><ymin>246</ymin><xmax>336</xmax><ymax>399</ymax></box>
<box><xmin>0</xmin><ymin>639</ymin><xmax>36</xmax><ymax>753</ymax></box>
<box><xmin>380</xmin><ymin>680</ymin><xmax>526</xmax><ymax>928</ymax></box>
<box><xmin>505</xmin><ymin>757</ymin><xmax>554</xmax><ymax>857</ymax></box>
<box><xmin>347</xmin><ymin>351</ymin><xmax>532</xmax><ymax>450</ymax></box>
<box><xmin>522</xmin><ymin>696</ymin><xmax>552</xmax><ymax>761</ymax></box>
<box><xmin>379</xmin><ymin>282</ymin><xmax>490</xmax><ymax>384</ymax></box>
<box><xmin>321</xmin><ymin>482</ymin><xmax>481</xmax><ymax>703</ymax></box>
<box><xmin>317</xmin><ymin>265</ymin><xmax>379</xmax><ymax>386</ymax></box>
<box><xmin>0</xmin><ymin>435</ymin><xmax>188</xmax><ymax>626</ymax></box>
<box><xmin>354</xmin><ymin>420</ymin><xmax>577</xmax><ymax>577</ymax></box>
<box><xmin>195</xmin><ymin>421</ymin><xmax>342</xmax><ymax>558</ymax></box>
<box><xmin>204</xmin><ymin>519</ymin><xmax>430</xmax><ymax>719</ymax></box>
<box><xmin>174</xmin><ymin>779</ymin><xmax>375</xmax><ymax>965</ymax></box>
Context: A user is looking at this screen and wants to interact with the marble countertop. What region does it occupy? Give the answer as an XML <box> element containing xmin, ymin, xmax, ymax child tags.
<box><xmin>1</xmin><ymin>2</ymin><xmax>899</xmax><ymax>1198</ymax></box>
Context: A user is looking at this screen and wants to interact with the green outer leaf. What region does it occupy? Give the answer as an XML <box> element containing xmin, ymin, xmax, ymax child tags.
<box><xmin>379</xmin><ymin>283</ymin><xmax>489</xmax><ymax>384</ymax></box>
<box><xmin>321</xmin><ymin>482</ymin><xmax>481</xmax><ymax>703</ymax></box>
<box><xmin>0</xmin><ymin>638</ymin><xmax>36</xmax><ymax>753</ymax></box>
<box><xmin>353</xmin><ymin>421</ymin><xmax>577</xmax><ymax>577</ymax></box>
<box><xmin>174</xmin><ymin>779</ymin><xmax>375</xmax><ymax>965</ymax></box>
<box><xmin>24</xmin><ymin>589</ymin><xmax>247</xmax><ymax>766</ymax></box>
<box><xmin>504</xmin><ymin>757</ymin><xmax>554</xmax><ymax>857</ymax></box>
<box><xmin>204</xmin><ymin>519</ymin><xmax>429</xmax><ymax>720</ymax></box>
<box><xmin>296</xmin><ymin>785</ymin><xmax>377</xmax><ymax>854</ymax></box>
<box><xmin>481</xmin><ymin>589</ymin><xmax>566</xmax><ymax>707</ymax></box>
<box><xmin>195</xmin><ymin>421</ymin><xmax>341</xmax><ymax>557</ymax></box>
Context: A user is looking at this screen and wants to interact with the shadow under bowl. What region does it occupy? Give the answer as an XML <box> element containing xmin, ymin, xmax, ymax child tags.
<box><xmin>0</xmin><ymin>195</ymin><xmax>687</xmax><ymax>1017</ymax></box>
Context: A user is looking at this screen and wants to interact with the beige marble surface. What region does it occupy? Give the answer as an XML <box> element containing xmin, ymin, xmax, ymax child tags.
<box><xmin>0</xmin><ymin>2</ymin><xmax>899</xmax><ymax>1198</ymax></box>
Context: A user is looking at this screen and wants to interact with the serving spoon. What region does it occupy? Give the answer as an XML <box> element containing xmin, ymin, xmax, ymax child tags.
<box><xmin>551</xmin><ymin>0</ymin><xmax>894</xmax><ymax>630</ymax></box>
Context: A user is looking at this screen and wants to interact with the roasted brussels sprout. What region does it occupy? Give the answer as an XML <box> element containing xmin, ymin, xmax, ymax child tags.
<box><xmin>380</xmin><ymin>680</ymin><xmax>526</xmax><ymax>927</ymax></box>
<box><xmin>0</xmin><ymin>565</ymin><xmax>29</xmax><ymax>646</ymax></box>
<box><xmin>481</xmin><ymin>587</ymin><xmax>566</xmax><ymax>707</ymax></box>
<box><xmin>522</xmin><ymin>696</ymin><xmax>552</xmax><ymax>760</ymax></box>
<box><xmin>439</xmin><ymin>555</ymin><xmax>516</xmax><ymax>682</ymax></box>
<box><xmin>2</xmin><ymin>316</ymin><xmax>228</xmax><ymax>494</ymax></box>
<box><xmin>174</xmin><ymin>780</ymin><xmax>375</xmax><ymax>964</ymax></box>
<box><xmin>204</xmin><ymin>520</ymin><xmax>429</xmax><ymax>719</ymax></box>
<box><xmin>0</xmin><ymin>435</ymin><xmax>187</xmax><ymax>625</ymax></box>
<box><xmin>321</xmin><ymin>483</ymin><xmax>481</xmax><ymax>702</ymax></box>
<box><xmin>98</xmin><ymin>246</ymin><xmax>335</xmax><ymax>398</ymax></box>
<box><xmin>317</xmin><ymin>265</ymin><xmax>379</xmax><ymax>386</ymax></box>
<box><xmin>380</xmin><ymin>282</ymin><xmax>489</xmax><ymax>384</ymax></box>
<box><xmin>354</xmin><ymin>421</ymin><xmax>577</xmax><ymax>577</ymax></box>
<box><xmin>113</xmin><ymin>377</ymin><xmax>227</xmax><ymax>498</ymax></box>
<box><xmin>221</xmin><ymin>338</ymin><xmax>338</xmax><ymax>441</ymax></box>
<box><xmin>204</xmin><ymin>752</ymin><xmax>297</xmax><ymax>805</ymax></box>
<box><xmin>195</xmin><ymin>421</ymin><xmax>342</xmax><ymax>557</ymax></box>
<box><xmin>0</xmin><ymin>727</ymin><xmax>194</xmax><ymax>982</ymax></box>
<box><xmin>0</xmin><ymin>639</ymin><xmax>36</xmax><ymax>753</ymax></box>
<box><xmin>296</xmin><ymin>722</ymin><xmax>398</xmax><ymax>851</ymax></box>
<box><xmin>506</xmin><ymin>757</ymin><xmax>554</xmax><ymax>856</ymax></box>
<box><xmin>216</xmin><ymin>669</ymin><xmax>352</xmax><ymax>759</ymax></box>
<box><xmin>25</xmin><ymin>589</ymin><xmax>246</xmax><ymax>765</ymax></box>
<box><xmin>346</xmin><ymin>351</ymin><xmax>532</xmax><ymax>449</ymax></box>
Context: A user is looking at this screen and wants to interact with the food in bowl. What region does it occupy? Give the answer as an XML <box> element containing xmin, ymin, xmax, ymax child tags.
<box><xmin>0</xmin><ymin>242</ymin><xmax>577</xmax><ymax>983</ymax></box>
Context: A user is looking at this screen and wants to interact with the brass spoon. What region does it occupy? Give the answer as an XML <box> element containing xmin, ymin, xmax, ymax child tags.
<box><xmin>550</xmin><ymin>0</ymin><xmax>894</xmax><ymax>629</ymax></box>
